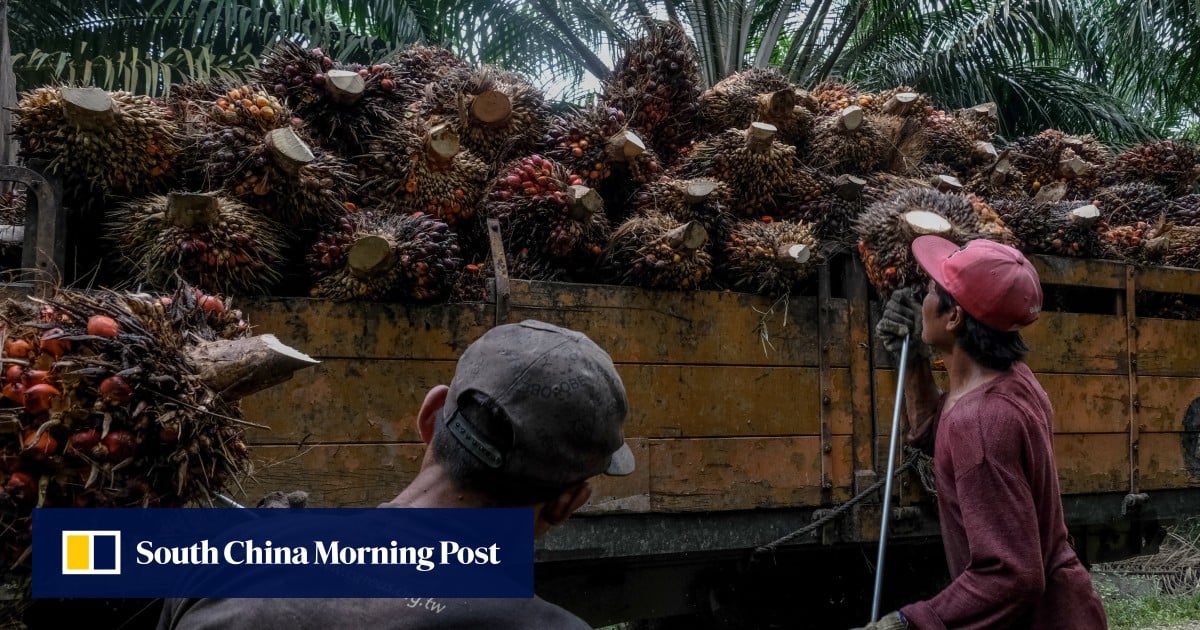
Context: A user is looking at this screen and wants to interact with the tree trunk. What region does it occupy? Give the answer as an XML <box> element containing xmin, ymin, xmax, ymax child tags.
<box><xmin>188</xmin><ymin>334</ymin><xmax>319</xmax><ymax>401</ymax></box>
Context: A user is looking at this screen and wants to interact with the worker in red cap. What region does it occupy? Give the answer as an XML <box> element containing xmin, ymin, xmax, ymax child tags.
<box><xmin>853</xmin><ymin>236</ymin><xmax>1107</xmax><ymax>630</ymax></box>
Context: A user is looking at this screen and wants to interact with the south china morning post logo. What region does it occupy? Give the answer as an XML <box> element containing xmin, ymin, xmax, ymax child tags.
<box><xmin>61</xmin><ymin>531</ymin><xmax>121</xmax><ymax>575</ymax></box>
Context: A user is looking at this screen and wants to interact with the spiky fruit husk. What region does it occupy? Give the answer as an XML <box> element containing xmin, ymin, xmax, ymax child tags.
<box><xmin>854</xmin><ymin>187</ymin><xmax>991</xmax><ymax>296</ymax></box>
<box><xmin>993</xmin><ymin>200</ymin><xmax>1103</xmax><ymax>257</ymax></box>
<box><xmin>811</xmin><ymin>81</ymin><xmax>872</xmax><ymax>114</ymax></box>
<box><xmin>310</xmin><ymin>212</ymin><xmax>460</xmax><ymax>302</ymax></box>
<box><xmin>604</xmin><ymin>212</ymin><xmax>713</xmax><ymax>290</ymax></box>
<box><xmin>632</xmin><ymin>177</ymin><xmax>733</xmax><ymax>243</ymax></box>
<box><xmin>603</xmin><ymin>20</ymin><xmax>703</xmax><ymax>164</ymax></box>
<box><xmin>13</xmin><ymin>87</ymin><xmax>179</xmax><ymax>203</ymax></box>
<box><xmin>253</xmin><ymin>41</ymin><xmax>407</xmax><ymax>155</ymax></box>
<box><xmin>722</xmin><ymin>219</ymin><xmax>820</xmax><ymax>295</ymax></box>
<box><xmin>420</xmin><ymin>66</ymin><xmax>551</xmax><ymax>166</ymax></box>
<box><xmin>1101</xmin><ymin>221</ymin><xmax>1154</xmax><ymax>261</ymax></box>
<box><xmin>809</xmin><ymin>113</ymin><xmax>891</xmax><ymax>175</ymax></box>
<box><xmin>185</xmin><ymin>88</ymin><xmax>355</xmax><ymax>227</ymax></box>
<box><xmin>484</xmin><ymin>155</ymin><xmax>610</xmax><ymax>264</ymax></box>
<box><xmin>697</xmin><ymin>68</ymin><xmax>811</xmax><ymax>147</ymax></box>
<box><xmin>1008</xmin><ymin>129</ymin><xmax>1111</xmax><ymax>198</ymax></box>
<box><xmin>450</xmin><ymin>247</ymin><xmax>565</xmax><ymax>302</ymax></box>
<box><xmin>1169</xmin><ymin>194</ymin><xmax>1200</xmax><ymax>227</ymax></box>
<box><xmin>1107</xmin><ymin>139</ymin><xmax>1200</xmax><ymax>196</ymax></box>
<box><xmin>674</xmin><ymin>127</ymin><xmax>796</xmax><ymax>218</ymax></box>
<box><xmin>0</xmin><ymin>286</ymin><xmax>251</xmax><ymax>572</ymax></box>
<box><xmin>544</xmin><ymin>104</ymin><xmax>663</xmax><ymax>189</ymax></box>
<box><xmin>387</xmin><ymin>44</ymin><xmax>469</xmax><ymax>104</ymax></box>
<box><xmin>357</xmin><ymin>118</ymin><xmax>489</xmax><ymax>226</ymax></box>
<box><xmin>106</xmin><ymin>193</ymin><xmax>286</xmax><ymax>294</ymax></box>
<box><xmin>1092</xmin><ymin>183</ymin><xmax>1171</xmax><ymax>225</ymax></box>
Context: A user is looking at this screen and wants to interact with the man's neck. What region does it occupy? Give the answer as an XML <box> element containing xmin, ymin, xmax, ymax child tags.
<box><xmin>942</xmin><ymin>344</ymin><xmax>1004</xmax><ymax>400</ymax></box>
<box><xmin>383</xmin><ymin>465</ymin><xmax>492</xmax><ymax>508</ymax></box>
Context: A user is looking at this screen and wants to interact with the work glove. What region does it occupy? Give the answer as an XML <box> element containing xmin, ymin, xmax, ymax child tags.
<box><xmin>850</xmin><ymin>610</ymin><xmax>908</xmax><ymax>630</ymax></box>
<box><xmin>256</xmin><ymin>490</ymin><xmax>310</xmax><ymax>508</ymax></box>
<box><xmin>875</xmin><ymin>287</ymin><xmax>930</xmax><ymax>360</ymax></box>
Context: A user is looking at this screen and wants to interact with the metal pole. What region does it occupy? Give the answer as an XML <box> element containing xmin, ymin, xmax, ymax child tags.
<box><xmin>871</xmin><ymin>334</ymin><xmax>910</xmax><ymax>622</ymax></box>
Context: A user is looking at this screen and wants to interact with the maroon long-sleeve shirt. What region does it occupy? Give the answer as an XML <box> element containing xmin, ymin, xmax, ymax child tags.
<box><xmin>899</xmin><ymin>362</ymin><xmax>1107</xmax><ymax>629</ymax></box>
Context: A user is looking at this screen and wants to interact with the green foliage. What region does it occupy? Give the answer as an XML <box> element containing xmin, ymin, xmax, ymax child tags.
<box><xmin>1102</xmin><ymin>592</ymin><xmax>1200</xmax><ymax>629</ymax></box>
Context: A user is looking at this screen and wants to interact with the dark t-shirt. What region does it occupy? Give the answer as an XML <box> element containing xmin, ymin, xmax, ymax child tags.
<box><xmin>900</xmin><ymin>363</ymin><xmax>1107</xmax><ymax>629</ymax></box>
<box><xmin>157</xmin><ymin>595</ymin><xmax>591</xmax><ymax>629</ymax></box>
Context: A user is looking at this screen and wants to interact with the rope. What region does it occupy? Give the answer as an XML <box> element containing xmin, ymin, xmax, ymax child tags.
<box><xmin>754</xmin><ymin>447</ymin><xmax>935</xmax><ymax>555</ymax></box>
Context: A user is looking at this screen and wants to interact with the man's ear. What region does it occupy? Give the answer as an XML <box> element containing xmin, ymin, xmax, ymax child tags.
<box><xmin>946</xmin><ymin>305</ymin><xmax>965</xmax><ymax>333</ymax></box>
<box><xmin>417</xmin><ymin>385</ymin><xmax>449</xmax><ymax>445</ymax></box>
<box><xmin>539</xmin><ymin>482</ymin><xmax>593</xmax><ymax>527</ymax></box>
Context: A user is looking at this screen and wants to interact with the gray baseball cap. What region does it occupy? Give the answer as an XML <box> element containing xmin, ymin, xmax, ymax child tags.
<box><xmin>443</xmin><ymin>320</ymin><xmax>634</xmax><ymax>488</ymax></box>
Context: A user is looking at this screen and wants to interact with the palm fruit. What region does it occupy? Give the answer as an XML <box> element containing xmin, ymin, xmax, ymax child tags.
<box><xmin>809</xmin><ymin>106</ymin><xmax>891</xmax><ymax>176</ymax></box>
<box><xmin>953</xmin><ymin>102</ymin><xmax>1001</xmax><ymax>142</ymax></box>
<box><xmin>357</xmin><ymin>118</ymin><xmax>489</xmax><ymax>226</ymax></box>
<box><xmin>674</xmin><ymin>122</ymin><xmax>796</xmax><ymax>218</ymax></box>
<box><xmin>1101</xmin><ymin>220</ymin><xmax>1155</xmax><ymax>261</ymax></box>
<box><xmin>632</xmin><ymin>177</ymin><xmax>733</xmax><ymax>242</ymax></box>
<box><xmin>1143</xmin><ymin>223</ymin><xmax>1200</xmax><ymax>269</ymax></box>
<box><xmin>310</xmin><ymin>211</ymin><xmax>460</xmax><ymax>302</ymax></box>
<box><xmin>0</xmin><ymin>285</ymin><xmax>253</xmax><ymax>572</ymax></box>
<box><xmin>543</xmin><ymin>104</ymin><xmax>663</xmax><ymax>214</ymax></box>
<box><xmin>721</xmin><ymin>218</ymin><xmax>820</xmax><ymax>295</ymax></box>
<box><xmin>1009</xmin><ymin>129</ymin><xmax>1111</xmax><ymax>198</ymax></box>
<box><xmin>420</xmin><ymin>65</ymin><xmax>551</xmax><ymax>166</ymax></box>
<box><xmin>450</xmin><ymin>246</ymin><xmax>564</xmax><ymax>302</ymax></box>
<box><xmin>254</xmin><ymin>41</ymin><xmax>407</xmax><ymax>155</ymax></box>
<box><xmin>963</xmin><ymin>151</ymin><xmax>1028</xmax><ymax>201</ymax></box>
<box><xmin>13</xmin><ymin>87</ymin><xmax>179</xmax><ymax>203</ymax></box>
<box><xmin>782</xmin><ymin>173</ymin><xmax>876</xmax><ymax>243</ymax></box>
<box><xmin>603</xmin><ymin>20</ymin><xmax>703</xmax><ymax>164</ymax></box>
<box><xmin>604</xmin><ymin>212</ymin><xmax>713</xmax><ymax>290</ymax></box>
<box><xmin>1092</xmin><ymin>182</ymin><xmax>1171</xmax><ymax>225</ymax></box>
<box><xmin>484</xmin><ymin>155</ymin><xmax>610</xmax><ymax>265</ymax></box>
<box><xmin>106</xmin><ymin>193</ymin><xmax>286</xmax><ymax>295</ymax></box>
<box><xmin>993</xmin><ymin>200</ymin><xmax>1103</xmax><ymax>257</ymax></box>
<box><xmin>1107</xmin><ymin>139</ymin><xmax>1200</xmax><ymax>196</ymax></box>
<box><xmin>866</xmin><ymin>87</ymin><xmax>934</xmax><ymax>118</ymax></box>
<box><xmin>854</xmin><ymin>187</ymin><xmax>993</xmax><ymax>296</ymax></box>
<box><xmin>697</xmin><ymin>68</ymin><xmax>811</xmax><ymax>148</ymax></box>
<box><xmin>387</xmin><ymin>44</ymin><xmax>470</xmax><ymax>104</ymax></box>
<box><xmin>187</xmin><ymin>86</ymin><xmax>355</xmax><ymax>228</ymax></box>
<box><xmin>917</xmin><ymin>110</ymin><xmax>999</xmax><ymax>173</ymax></box>
<box><xmin>811</xmin><ymin>80</ymin><xmax>872</xmax><ymax>114</ymax></box>
<box><xmin>1169</xmin><ymin>194</ymin><xmax>1200</xmax><ymax>226</ymax></box>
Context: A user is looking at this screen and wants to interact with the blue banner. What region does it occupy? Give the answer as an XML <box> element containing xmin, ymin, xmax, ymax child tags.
<box><xmin>32</xmin><ymin>508</ymin><xmax>534</xmax><ymax>598</ymax></box>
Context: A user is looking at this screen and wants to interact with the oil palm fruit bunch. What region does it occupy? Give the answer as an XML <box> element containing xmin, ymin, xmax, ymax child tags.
<box><xmin>697</xmin><ymin>68</ymin><xmax>811</xmax><ymax>148</ymax></box>
<box><xmin>918</xmin><ymin>110</ymin><xmax>998</xmax><ymax>173</ymax></box>
<box><xmin>484</xmin><ymin>155</ymin><xmax>610</xmax><ymax>264</ymax></box>
<box><xmin>855</xmin><ymin>187</ymin><xmax>993</xmax><ymax>296</ymax></box>
<box><xmin>1009</xmin><ymin>129</ymin><xmax>1111</xmax><ymax>198</ymax></box>
<box><xmin>358</xmin><ymin>118</ymin><xmax>489</xmax><ymax>226</ymax></box>
<box><xmin>721</xmin><ymin>218</ymin><xmax>820</xmax><ymax>296</ymax></box>
<box><xmin>544</xmin><ymin>104</ymin><xmax>663</xmax><ymax>213</ymax></box>
<box><xmin>0</xmin><ymin>286</ymin><xmax>258</xmax><ymax>569</ymax></box>
<box><xmin>106</xmin><ymin>193</ymin><xmax>286</xmax><ymax>295</ymax></box>
<box><xmin>963</xmin><ymin>151</ymin><xmax>1028</xmax><ymax>201</ymax></box>
<box><xmin>1092</xmin><ymin>182</ymin><xmax>1171</xmax><ymax>225</ymax></box>
<box><xmin>674</xmin><ymin>122</ymin><xmax>796</xmax><ymax>218</ymax></box>
<box><xmin>309</xmin><ymin>211</ymin><xmax>460</xmax><ymax>302</ymax></box>
<box><xmin>1169</xmin><ymin>194</ymin><xmax>1200</xmax><ymax>227</ymax></box>
<box><xmin>811</xmin><ymin>80</ymin><xmax>872</xmax><ymax>114</ymax></box>
<box><xmin>603</xmin><ymin>20</ymin><xmax>702</xmax><ymax>165</ymax></box>
<box><xmin>604</xmin><ymin>212</ymin><xmax>712</xmax><ymax>290</ymax></box>
<box><xmin>1101</xmin><ymin>220</ymin><xmax>1156</xmax><ymax>261</ymax></box>
<box><xmin>1107</xmin><ymin>139</ymin><xmax>1200</xmax><ymax>196</ymax></box>
<box><xmin>866</xmin><ymin>87</ymin><xmax>934</xmax><ymax>118</ymax></box>
<box><xmin>254</xmin><ymin>41</ymin><xmax>407</xmax><ymax>155</ymax></box>
<box><xmin>1140</xmin><ymin>222</ymin><xmax>1200</xmax><ymax>268</ymax></box>
<box><xmin>450</xmin><ymin>245</ymin><xmax>564</xmax><ymax>302</ymax></box>
<box><xmin>13</xmin><ymin>87</ymin><xmax>179</xmax><ymax>203</ymax></box>
<box><xmin>782</xmin><ymin>173</ymin><xmax>875</xmax><ymax>243</ymax></box>
<box><xmin>809</xmin><ymin>106</ymin><xmax>891</xmax><ymax>176</ymax></box>
<box><xmin>387</xmin><ymin>44</ymin><xmax>470</xmax><ymax>104</ymax></box>
<box><xmin>420</xmin><ymin>65</ymin><xmax>551</xmax><ymax>166</ymax></box>
<box><xmin>993</xmin><ymin>200</ymin><xmax>1103</xmax><ymax>257</ymax></box>
<box><xmin>632</xmin><ymin>177</ymin><xmax>733</xmax><ymax>241</ymax></box>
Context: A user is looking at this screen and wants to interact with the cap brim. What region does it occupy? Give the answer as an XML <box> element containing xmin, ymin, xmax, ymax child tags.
<box><xmin>604</xmin><ymin>442</ymin><xmax>636</xmax><ymax>476</ymax></box>
<box><xmin>911</xmin><ymin>235</ymin><xmax>961</xmax><ymax>287</ymax></box>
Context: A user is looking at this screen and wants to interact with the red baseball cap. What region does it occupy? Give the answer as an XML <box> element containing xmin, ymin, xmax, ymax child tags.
<box><xmin>911</xmin><ymin>236</ymin><xmax>1043</xmax><ymax>332</ymax></box>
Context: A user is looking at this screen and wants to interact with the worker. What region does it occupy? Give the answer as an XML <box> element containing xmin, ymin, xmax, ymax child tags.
<box><xmin>159</xmin><ymin>319</ymin><xmax>634</xmax><ymax>629</ymax></box>
<box><xmin>853</xmin><ymin>236</ymin><xmax>1107</xmax><ymax>630</ymax></box>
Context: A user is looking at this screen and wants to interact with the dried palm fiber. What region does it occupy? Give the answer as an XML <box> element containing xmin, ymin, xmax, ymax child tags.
<box><xmin>357</xmin><ymin>117</ymin><xmax>489</xmax><ymax>226</ymax></box>
<box><xmin>419</xmin><ymin>65</ymin><xmax>551</xmax><ymax>166</ymax></box>
<box><xmin>309</xmin><ymin>211</ymin><xmax>460</xmax><ymax>302</ymax></box>
<box><xmin>993</xmin><ymin>199</ymin><xmax>1104</xmax><ymax>257</ymax></box>
<box><xmin>387</xmin><ymin>44</ymin><xmax>470</xmax><ymax>104</ymax></box>
<box><xmin>721</xmin><ymin>218</ymin><xmax>820</xmax><ymax>296</ymax></box>
<box><xmin>604</xmin><ymin>211</ymin><xmax>713</xmax><ymax>290</ymax></box>
<box><xmin>185</xmin><ymin>85</ymin><xmax>355</xmax><ymax>228</ymax></box>
<box><xmin>106</xmin><ymin>193</ymin><xmax>286</xmax><ymax>295</ymax></box>
<box><xmin>1169</xmin><ymin>194</ymin><xmax>1200</xmax><ymax>227</ymax></box>
<box><xmin>810</xmin><ymin>80</ymin><xmax>872</xmax><ymax>114</ymax></box>
<box><xmin>866</xmin><ymin>172</ymin><xmax>933</xmax><ymax>196</ymax></box>
<box><xmin>253</xmin><ymin>41</ymin><xmax>407</xmax><ymax>155</ymax></box>
<box><xmin>854</xmin><ymin>187</ymin><xmax>996</xmax><ymax>296</ymax></box>
<box><xmin>632</xmin><ymin>177</ymin><xmax>733</xmax><ymax>242</ymax></box>
<box><xmin>1092</xmin><ymin>182</ymin><xmax>1171</xmax><ymax>225</ymax></box>
<box><xmin>603</xmin><ymin>20</ymin><xmax>703</xmax><ymax>164</ymax></box>
<box><xmin>697</xmin><ymin>68</ymin><xmax>812</xmax><ymax>148</ymax></box>
<box><xmin>450</xmin><ymin>246</ymin><xmax>564</xmax><ymax>303</ymax></box>
<box><xmin>0</xmin><ymin>285</ymin><xmax>279</xmax><ymax>571</ymax></box>
<box><xmin>1143</xmin><ymin>222</ymin><xmax>1200</xmax><ymax>269</ymax></box>
<box><xmin>781</xmin><ymin>173</ymin><xmax>878</xmax><ymax>243</ymax></box>
<box><xmin>809</xmin><ymin>106</ymin><xmax>891</xmax><ymax>176</ymax></box>
<box><xmin>13</xmin><ymin>87</ymin><xmax>179</xmax><ymax>203</ymax></box>
<box><xmin>1107</xmin><ymin>139</ymin><xmax>1200</xmax><ymax>196</ymax></box>
<box><xmin>1102</xmin><ymin>221</ymin><xmax>1156</xmax><ymax>261</ymax></box>
<box><xmin>674</xmin><ymin>122</ymin><xmax>795</xmax><ymax>218</ymax></box>
<box><xmin>1008</xmin><ymin>129</ymin><xmax>1111</xmax><ymax>198</ymax></box>
<box><xmin>483</xmin><ymin>155</ymin><xmax>610</xmax><ymax>265</ymax></box>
